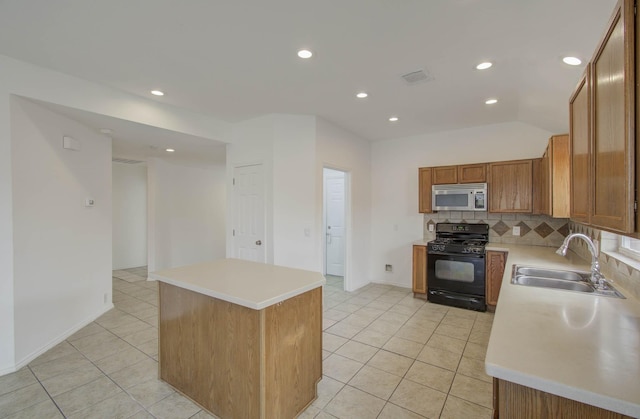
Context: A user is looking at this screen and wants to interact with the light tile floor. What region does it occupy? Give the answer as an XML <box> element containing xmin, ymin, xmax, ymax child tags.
<box><xmin>0</xmin><ymin>271</ymin><xmax>494</xmax><ymax>419</ymax></box>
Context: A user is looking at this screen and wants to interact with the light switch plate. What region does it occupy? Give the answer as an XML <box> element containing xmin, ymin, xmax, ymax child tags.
<box><xmin>512</xmin><ymin>226</ymin><xmax>520</xmax><ymax>236</ymax></box>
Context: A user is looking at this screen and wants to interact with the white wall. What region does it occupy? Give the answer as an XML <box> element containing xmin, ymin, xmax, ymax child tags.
<box><xmin>316</xmin><ymin>118</ymin><xmax>372</xmax><ymax>291</ymax></box>
<box><xmin>148</xmin><ymin>159</ymin><xmax>226</xmax><ymax>271</ymax></box>
<box><xmin>227</xmin><ymin>115</ymin><xmax>275</xmax><ymax>263</ymax></box>
<box><xmin>11</xmin><ymin>97</ymin><xmax>112</xmax><ymax>366</ymax></box>
<box><xmin>112</xmin><ymin>162</ymin><xmax>147</xmax><ymax>270</ymax></box>
<box><xmin>0</xmin><ymin>55</ymin><xmax>230</xmax><ymax>373</ymax></box>
<box><xmin>370</xmin><ymin>121</ymin><xmax>554</xmax><ymax>288</ymax></box>
<box><xmin>227</xmin><ymin>114</ymin><xmax>319</xmax><ymax>271</ymax></box>
<box><xmin>273</xmin><ymin>115</ymin><xmax>318</xmax><ymax>271</ymax></box>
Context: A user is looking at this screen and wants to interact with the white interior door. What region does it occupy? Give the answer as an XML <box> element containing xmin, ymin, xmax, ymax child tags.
<box><xmin>325</xmin><ymin>169</ymin><xmax>345</xmax><ymax>276</ymax></box>
<box><xmin>233</xmin><ymin>164</ymin><xmax>265</xmax><ymax>262</ymax></box>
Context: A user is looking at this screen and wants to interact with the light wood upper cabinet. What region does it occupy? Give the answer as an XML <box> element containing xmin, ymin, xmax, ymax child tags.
<box><xmin>432</xmin><ymin>166</ymin><xmax>458</xmax><ymax>184</ymax></box>
<box><xmin>547</xmin><ymin>135</ymin><xmax>571</xmax><ymax>218</ymax></box>
<box><xmin>590</xmin><ymin>0</ymin><xmax>635</xmax><ymax>233</ymax></box>
<box><xmin>486</xmin><ymin>250</ymin><xmax>507</xmax><ymax>307</ymax></box>
<box><xmin>488</xmin><ymin>160</ymin><xmax>533</xmax><ymax>213</ymax></box>
<box><xmin>412</xmin><ymin>245</ymin><xmax>427</xmax><ymax>294</ymax></box>
<box><xmin>418</xmin><ymin>168</ymin><xmax>433</xmax><ymax>213</ymax></box>
<box><xmin>458</xmin><ymin>163</ymin><xmax>487</xmax><ymax>183</ymax></box>
<box><xmin>570</xmin><ymin>67</ymin><xmax>591</xmax><ymax>225</ymax></box>
<box><xmin>532</xmin><ymin>158</ymin><xmax>544</xmax><ymax>215</ymax></box>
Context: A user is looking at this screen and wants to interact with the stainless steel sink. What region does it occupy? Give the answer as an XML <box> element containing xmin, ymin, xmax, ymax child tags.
<box><xmin>512</xmin><ymin>275</ymin><xmax>594</xmax><ymax>292</ymax></box>
<box><xmin>511</xmin><ymin>265</ymin><xmax>625</xmax><ymax>298</ymax></box>
<box><xmin>515</xmin><ymin>267</ymin><xmax>585</xmax><ymax>281</ymax></box>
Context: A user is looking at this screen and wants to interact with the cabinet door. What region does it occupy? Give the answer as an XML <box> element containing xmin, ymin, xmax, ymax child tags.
<box><xmin>418</xmin><ymin>168</ymin><xmax>433</xmax><ymax>213</ymax></box>
<box><xmin>488</xmin><ymin>160</ymin><xmax>533</xmax><ymax>213</ymax></box>
<box><xmin>458</xmin><ymin>164</ymin><xmax>487</xmax><ymax>183</ymax></box>
<box><xmin>532</xmin><ymin>158</ymin><xmax>543</xmax><ymax>215</ymax></box>
<box><xmin>486</xmin><ymin>251</ymin><xmax>507</xmax><ymax>307</ymax></box>
<box><xmin>570</xmin><ymin>68</ymin><xmax>591</xmax><ymax>224</ymax></box>
<box><xmin>591</xmin><ymin>0</ymin><xmax>635</xmax><ymax>233</ymax></box>
<box><xmin>550</xmin><ymin>135</ymin><xmax>571</xmax><ymax>218</ymax></box>
<box><xmin>432</xmin><ymin>166</ymin><xmax>458</xmax><ymax>184</ymax></box>
<box><xmin>412</xmin><ymin>245</ymin><xmax>427</xmax><ymax>294</ymax></box>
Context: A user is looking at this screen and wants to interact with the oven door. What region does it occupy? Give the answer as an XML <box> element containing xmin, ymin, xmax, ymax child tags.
<box><xmin>427</xmin><ymin>252</ymin><xmax>485</xmax><ymax>296</ymax></box>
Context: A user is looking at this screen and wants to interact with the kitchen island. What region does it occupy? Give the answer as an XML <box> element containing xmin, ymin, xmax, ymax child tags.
<box><xmin>485</xmin><ymin>244</ymin><xmax>640</xmax><ymax>418</ymax></box>
<box><xmin>149</xmin><ymin>258</ymin><xmax>325</xmax><ymax>419</ymax></box>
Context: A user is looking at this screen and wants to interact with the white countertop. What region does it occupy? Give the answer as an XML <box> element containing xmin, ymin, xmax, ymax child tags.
<box><xmin>484</xmin><ymin>244</ymin><xmax>640</xmax><ymax>417</ymax></box>
<box><xmin>149</xmin><ymin>258</ymin><xmax>326</xmax><ymax>310</ymax></box>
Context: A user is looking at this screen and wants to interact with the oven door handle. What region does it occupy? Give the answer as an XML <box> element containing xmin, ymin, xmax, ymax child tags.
<box><xmin>428</xmin><ymin>251</ymin><xmax>485</xmax><ymax>258</ymax></box>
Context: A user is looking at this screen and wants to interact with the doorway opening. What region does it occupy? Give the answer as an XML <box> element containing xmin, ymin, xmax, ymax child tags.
<box><xmin>323</xmin><ymin>167</ymin><xmax>348</xmax><ymax>291</ymax></box>
<box><xmin>112</xmin><ymin>159</ymin><xmax>148</xmax><ymax>281</ymax></box>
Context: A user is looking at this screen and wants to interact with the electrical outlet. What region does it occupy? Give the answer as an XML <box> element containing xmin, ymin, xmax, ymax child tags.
<box><xmin>512</xmin><ymin>226</ymin><xmax>520</xmax><ymax>236</ymax></box>
<box><xmin>385</xmin><ymin>264</ymin><xmax>393</xmax><ymax>272</ymax></box>
<box><xmin>428</xmin><ymin>224</ymin><xmax>435</xmax><ymax>232</ymax></box>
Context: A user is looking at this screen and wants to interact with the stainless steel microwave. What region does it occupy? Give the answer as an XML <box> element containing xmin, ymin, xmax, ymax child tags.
<box><xmin>432</xmin><ymin>183</ymin><xmax>487</xmax><ymax>211</ymax></box>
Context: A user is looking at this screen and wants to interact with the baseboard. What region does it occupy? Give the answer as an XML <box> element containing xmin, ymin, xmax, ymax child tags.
<box><xmin>12</xmin><ymin>303</ymin><xmax>114</xmax><ymax>372</ymax></box>
<box><xmin>371</xmin><ymin>279</ymin><xmax>412</xmax><ymax>290</ymax></box>
<box><xmin>0</xmin><ymin>364</ymin><xmax>17</xmax><ymax>376</ymax></box>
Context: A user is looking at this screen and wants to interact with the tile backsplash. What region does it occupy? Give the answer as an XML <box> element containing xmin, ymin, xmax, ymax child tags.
<box><xmin>423</xmin><ymin>211</ymin><xmax>569</xmax><ymax>247</ymax></box>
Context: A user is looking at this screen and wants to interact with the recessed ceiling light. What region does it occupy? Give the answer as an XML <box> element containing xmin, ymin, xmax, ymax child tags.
<box><xmin>389</xmin><ymin>116</ymin><xmax>399</xmax><ymax>122</ymax></box>
<box><xmin>476</xmin><ymin>62</ymin><xmax>493</xmax><ymax>70</ymax></box>
<box><xmin>297</xmin><ymin>49</ymin><xmax>313</xmax><ymax>59</ymax></box>
<box><xmin>485</xmin><ymin>99</ymin><xmax>498</xmax><ymax>105</ymax></box>
<box><xmin>166</xmin><ymin>148</ymin><xmax>175</xmax><ymax>152</ymax></box>
<box><xmin>151</xmin><ymin>90</ymin><xmax>165</xmax><ymax>96</ymax></box>
<box><xmin>562</xmin><ymin>56</ymin><xmax>582</xmax><ymax>66</ymax></box>
<box><xmin>356</xmin><ymin>92</ymin><xmax>368</xmax><ymax>99</ymax></box>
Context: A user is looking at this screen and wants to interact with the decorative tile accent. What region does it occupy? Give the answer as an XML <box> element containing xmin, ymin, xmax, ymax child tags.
<box><xmin>491</xmin><ymin>221</ymin><xmax>510</xmax><ymax>236</ymax></box>
<box><xmin>557</xmin><ymin>223</ymin><xmax>570</xmax><ymax>237</ymax></box>
<box><xmin>515</xmin><ymin>221</ymin><xmax>531</xmax><ymax>236</ymax></box>
<box><xmin>534</xmin><ymin>222</ymin><xmax>554</xmax><ymax>238</ymax></box>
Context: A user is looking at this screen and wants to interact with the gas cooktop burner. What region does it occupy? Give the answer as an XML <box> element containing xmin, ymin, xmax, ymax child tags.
<box><xmin>428</xmin><ymin>222</ymin><xmax>489</xmax><ymax>255</ymax></box>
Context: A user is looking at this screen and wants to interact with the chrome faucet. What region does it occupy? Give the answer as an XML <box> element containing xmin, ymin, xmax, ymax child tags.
<box><xmin>556</xmin><ymin>233</ymin><xmax>605</xmax><ymax>288</ymax></box>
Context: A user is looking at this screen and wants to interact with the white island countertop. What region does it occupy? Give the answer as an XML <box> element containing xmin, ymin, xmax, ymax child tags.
<box><xmin>485</xmin><ymin>244</ymin><xmax>640</xmax><ymax>417</ymax></box>
<box><xmin>149</xmin><ymin>258</ymin><xmax>326</xmax><ymax>310</ymax></box>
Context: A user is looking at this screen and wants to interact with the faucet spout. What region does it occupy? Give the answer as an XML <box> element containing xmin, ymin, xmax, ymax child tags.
<box><xmin>556</xmin><ymin>233</ymin><xmax>604</xmax><ymax>286</ymax></box>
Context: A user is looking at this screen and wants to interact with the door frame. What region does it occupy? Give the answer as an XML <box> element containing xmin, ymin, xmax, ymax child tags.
<box><xmin>322</xmin><ymin>166</ymin><xmax>350</xmax><ymax>291</ymax></box>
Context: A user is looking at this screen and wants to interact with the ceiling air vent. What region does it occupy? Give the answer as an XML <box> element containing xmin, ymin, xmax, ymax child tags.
<box><xmin>401</xmin><ymin>68</ymin><xmax>434</xmax><ymax>85</ymax></box>
<box><xmin>112</xmin><ymin>157</ymin><xmax>143</xmax><ymax>164</ymax></box>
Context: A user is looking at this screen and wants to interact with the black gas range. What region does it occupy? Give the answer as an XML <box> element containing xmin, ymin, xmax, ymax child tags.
<box><xmin>427</xmin><ymin>223</ymin><xmax>489</xmax><ymax>311</ymax></box>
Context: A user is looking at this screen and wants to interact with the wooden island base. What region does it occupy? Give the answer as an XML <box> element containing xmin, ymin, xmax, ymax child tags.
<box><xmin>159</xmin><ymin>282</ymin><xmax>322</xmax><ymax>419</ymax></box>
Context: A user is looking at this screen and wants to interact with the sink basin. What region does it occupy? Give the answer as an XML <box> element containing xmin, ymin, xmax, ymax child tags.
<box><xmin>515</xmin><ymin>267</ymin><xmax>585</xmax><ymax>281</ymax></box>
<box><xmin>511</xmin><ymin>265</ymin><xmax>625</xmax><ymax>298</ymax></box>
<box><xmin>512</xmin><ymin>276</ymin><xmax>594</xmax><ymax>292</ymax></box>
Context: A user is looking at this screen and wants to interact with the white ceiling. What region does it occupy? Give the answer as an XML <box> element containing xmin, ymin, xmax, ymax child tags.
<box><xmin>27</xmin><ymin>99</ymin><xmax>227</xmax><ymax>166</ymax></box>
<box><xmin>0</xmin><ymin>0</ymin><xmax>618</xmax><ymax>146</ymax></box>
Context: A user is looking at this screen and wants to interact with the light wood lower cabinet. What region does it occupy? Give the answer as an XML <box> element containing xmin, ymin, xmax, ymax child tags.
<box><xmin>159</xmin><ymin>283</ymin><xmax>322</xmax><ymax>419</ymax></box>
<box><xmin>495</xmin><ymin>378</ymin><xmax>634</xmax><ymax>419</ymax></box>
<box><xmin>486</xmin><ymin>250</ymin><xmax>507</xmax><ymax>308</ymax></box>
<box><xmin>412</xmin><ymin>245</ymin><xmax>427</xmax><ymax>294</ymax></box>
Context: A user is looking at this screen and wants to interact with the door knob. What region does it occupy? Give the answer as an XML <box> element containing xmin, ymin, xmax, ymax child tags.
<box><xmin>256</xmin><ymin>240</ymin><xmax>262</xmax><ymax>245</ymax></box>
